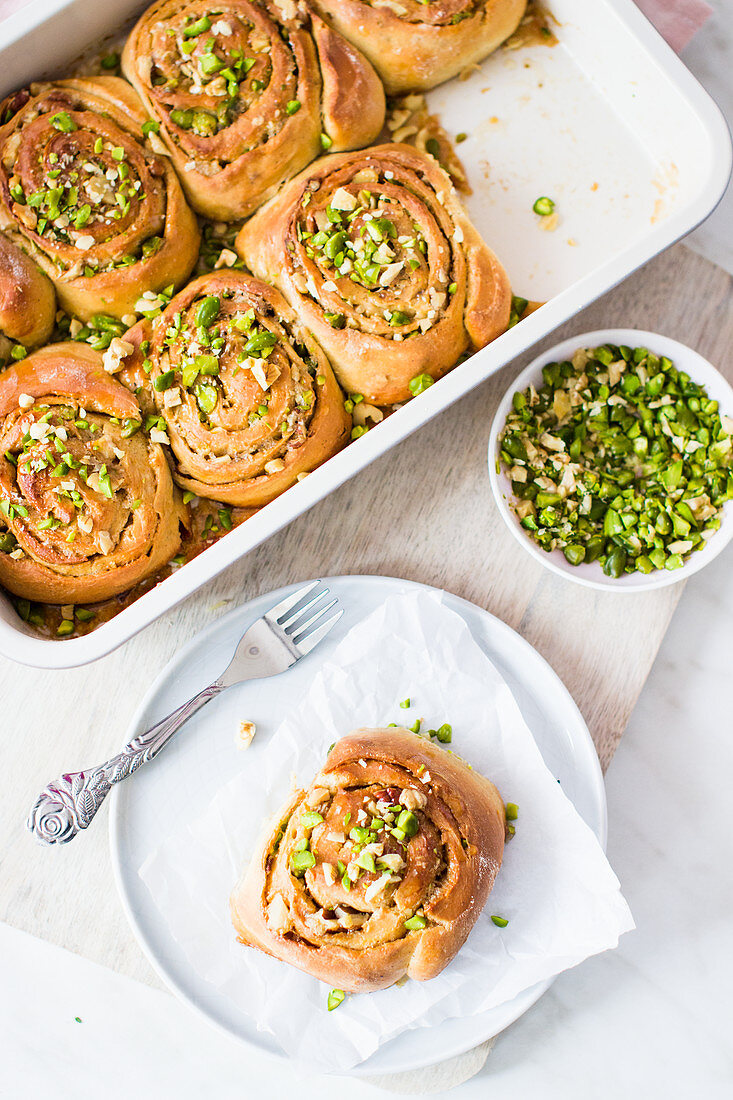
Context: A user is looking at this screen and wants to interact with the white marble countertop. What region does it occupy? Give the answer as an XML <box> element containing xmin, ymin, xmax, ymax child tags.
<box><xmin>2</xmin><ymin>3</ymin><xmax>733</xmax><ymax>1097</ymax></box>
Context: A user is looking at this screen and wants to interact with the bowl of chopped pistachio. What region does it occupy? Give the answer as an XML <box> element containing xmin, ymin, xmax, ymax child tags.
<box><xmin>489</xmin><ymin>330</ymin><xmax>733</xmax><ymax>590</ymax></box>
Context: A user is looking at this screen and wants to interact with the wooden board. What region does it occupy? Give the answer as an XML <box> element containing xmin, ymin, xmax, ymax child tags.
<box><xmin>1</xmin><ymin>243</ymin><xmax>730</xmax><ymax>987</ymax></box>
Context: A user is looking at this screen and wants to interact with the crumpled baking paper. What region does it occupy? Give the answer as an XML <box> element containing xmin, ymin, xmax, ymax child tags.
<box><xmin>139</xmin><ymin>590</ymin><xmax>634</xmax><ymax>1072</ymax></box>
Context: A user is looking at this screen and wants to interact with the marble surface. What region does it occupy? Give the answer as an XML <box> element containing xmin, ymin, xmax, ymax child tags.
<box><xmin>2</xmin><ymin>2</ymin><xmax>733</xmax><ymax>1097</ymax></box>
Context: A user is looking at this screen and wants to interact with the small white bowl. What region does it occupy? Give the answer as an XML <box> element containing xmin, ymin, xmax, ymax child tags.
<box><xmin>488</xmin><ymin>329</ymin><xmax>733</xmax><ymax>592</ymax></box>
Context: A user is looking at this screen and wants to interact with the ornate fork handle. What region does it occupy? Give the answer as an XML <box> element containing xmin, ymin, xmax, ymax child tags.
<box><xmin>27</xmin><ymin>681</ymin><xmax>223</xmax><ymax>845</ymax></box>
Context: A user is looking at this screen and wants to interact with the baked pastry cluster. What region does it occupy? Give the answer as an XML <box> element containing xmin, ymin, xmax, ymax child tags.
<box><xmin>0</xmin><ymin>0</ymin><xmax>520</xmax><ymax>631</ymax></box>
<box><xmin>231</xmin><ymin>727</ymin><xmax>506</xmax><ymax>991</ymax></box>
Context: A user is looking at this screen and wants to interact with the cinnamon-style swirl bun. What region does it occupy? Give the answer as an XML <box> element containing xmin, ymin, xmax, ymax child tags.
<box><xmin>118</xmin><ymin>271</ymin><xmax>351</xmax><ymax>507</ymax></box>
<box><xmin>236</xmin><ymin>143</ymin><xmax>511</xmax><ymax>404</ymax></box>
<box><xmin>122</xmin><ymin>0</ymin><xmax>386</xmax><ymax>221</ymax></box>
<box><xmin>0</xmin><ymin>234</ymin><xmax>56</xmax><ymax>350</ymax></box>
<box><xmin>311</xmin><ymin>0</ymin><xmax>527</xmax><ymax>93</ymax></box>
<box><xmin>230</xmin><ymin>727</ymin><xmax>505</xmax><ymax>992</ymax></box>
<box><xmin>0</xmin><ymin>343</ymin><xmax>183</xmax><ymax>606</ymax></box>
<box><xmin>0</xmin><ymin>77</ymin><xmax>200</xmax><ymax>322</ymax></box>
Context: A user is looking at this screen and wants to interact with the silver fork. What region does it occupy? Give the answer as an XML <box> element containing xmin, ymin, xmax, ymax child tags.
<box><xmin>27</xmin><ymin>581</ymin><xmax>342</xmax><ymax>846</ymax></box>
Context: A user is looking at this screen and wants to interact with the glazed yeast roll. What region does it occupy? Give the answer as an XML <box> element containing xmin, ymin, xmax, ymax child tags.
<box><xmin>0</xmin><ymin>344</ymin><xmax>182</xmax><ymax>605</ymax></box>
<box><xmin>122</xmin><ymin>0</ymin><xmax>386</xmax><ymax>221</ymax></box>
<box><xmin>231</xmin><ymin>727</ymin><xmax>505</xmax><ymax>992</ymax></box>
<box><xmin>119</xmin><ymin>272</ymin><xmax>351</xmax><ymax>507</ymax></box>
<box><xmin>311</xmin><ymin>0</ymin><xmax>527</xmax><ymax>93</ymax></box>
<box><xmin>0</xmin><ymin>77</ymin><xmax>199</xmax><ymax>322</ymax></box>
<box><xmin>237</xmin><ymin>144</ymin><xmax>511</xmax><ymax>404</ymax></box>
<box><xmin>0</xmin><ymin>235</ymin><xmax>56</xmax><ymax>350</ymax></box>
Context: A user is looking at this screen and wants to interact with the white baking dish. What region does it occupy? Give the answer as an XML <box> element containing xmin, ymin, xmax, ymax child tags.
<box><xmin>0</xmin><ymin>0</ymin><xmax>729</xmax><ymax>667</ymax></box>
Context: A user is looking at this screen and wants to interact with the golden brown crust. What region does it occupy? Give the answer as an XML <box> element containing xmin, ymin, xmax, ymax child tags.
<box><xmin>117</xmin><ymin>271</ymin><xmax>351</xmax><ymax>507</ymax></box>
<box><xmin>0</xmin><ymin>235</ymin><xmax>56</xmax><ymax>348</ymax></box>
<box><xmin>0</xmin><ymin>343</ymin><xmax>182</xmax><ymax>604</ymax></box>
<box><xmin>230</xmin><ymin>727</ymin><xmax>505</xmax><ymax>992</ymax></box>
<box><xmin>236</xmin><ymin>143</ymin><xmax>511</xmax><ymax>405</ymax></box>
<box><xmin>0</xmin><ymin>77</ymin><xmax>200</xmax><ymax>321</ymax></box>
<box><xmin>311</xmin><ymin>14</ymin><xmax>386</xmax><ymax>150</ymax></box>
<box><xmin>121</xmin><ymin>0</ymin><xmax>385</xmax><ymax>221</ymax></box>
<box><xmin>311</xmin><ymin>0</ymin><xmax>527</xmax><ymax>93</ymax></box>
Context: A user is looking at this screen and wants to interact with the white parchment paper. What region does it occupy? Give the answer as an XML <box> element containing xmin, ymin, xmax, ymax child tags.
<box><xmin>139</xmin><ymin>590</ymin><xmax>634</xmax><ymax>1071</ymax></box>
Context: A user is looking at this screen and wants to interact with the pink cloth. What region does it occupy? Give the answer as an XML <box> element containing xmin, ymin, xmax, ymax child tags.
<box><xmin>0</xmin><ymin>0</ymin><xmax>716</xmax><ymax>52</ymax></box>
<box><xmin>634</xmin><ymin>0</ymin><xmax>713</xmax><ymax>52</ymax></box>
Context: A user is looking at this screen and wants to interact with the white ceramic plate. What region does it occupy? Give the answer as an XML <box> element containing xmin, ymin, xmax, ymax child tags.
<box><xmin>488</xmin><ymin>329</ymin><xmax>733</xmax><ymax>592</ymax></box>
<box><xmin>109</xmin><ymin>574</ymin><xmax>605</xmax><ymax>1076</ymax></box>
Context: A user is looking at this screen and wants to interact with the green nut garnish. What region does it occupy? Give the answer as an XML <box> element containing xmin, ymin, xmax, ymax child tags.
<box><xmin>396</xmin><ymin>810</ymin><xmax>419</xmax><ymax>837</ymax></box>
<box><xmin>300</xmin><ymin>811</ymin><xmax>324</xmax><ymax>828</ymax></box>
<box><xmin>533</xmin><ymin>196</ymin><xmax>555</xmax><ymax>216</ymax></box>
<box><xmin>195</xmin><ymin>383</ymin><xmax>218</xmax><ymax>415</ymax></box>
<box><xmin>50</xmin><ymin>111</ymin><xmax>76</xmax><ymax>133</ymax></box>
<box><xmin>196</xmin><ymin>295</ymin><xmax>221</xmax><ymax>329</ymax></box>
<box><xmin>409</xmin><ymin>373</ymin><xmax>434</xmax><ymax>396</ymax></box>
<box><xmin>183</xmin><ymin>14</ymin><xmax>211</xmax><ymax>37</ymax></box>
<box><xmin>355</xmin><ymin>851</ymin><xmax>376</xmax><ymax>873</ymax></box>
<box><xmin>121</xmin><ymin>418</ymin><xmax>141</xmax><ymax>438</ymax></box>
<box><xmin>153</xmin><ymin>371</ymin><xmax>175</xmax><ymax>392</ymax></box>
<box><xmin>499</xmin><ymin>344</ymin><xmax>733</xmax><ymax>578</ymax></box>
<box><xmin>290</xmin><ymin>849</ymin><xmax>316</xmax><ymax>873</ymax></box>
<box><xmin>170</xmin><ymin>108</ymin><xmax>194</xmax><ymax>129</ymax></box>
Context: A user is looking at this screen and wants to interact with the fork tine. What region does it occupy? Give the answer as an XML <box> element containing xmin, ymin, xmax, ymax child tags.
<box><xmin>263</xmin><ymin>580</ymin><xmax>324</xmax><ymax>626</ymax></box>
<box><xmin>286</xmin><ymin>597</ymin><xmax>338</xmax><ymax>637</ymax></box>
<box><xmin>280</xmin><ymin>588</ymin><xmax>332</xmax><ymax>632</ymax></box>
<box><xmin>294</xmin><ymin>609</ymin><xmax>344</xmax><ymax>655</ymax></box>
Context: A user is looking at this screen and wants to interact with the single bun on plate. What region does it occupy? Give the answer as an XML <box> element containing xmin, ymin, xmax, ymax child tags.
<box><xmin>117</xmin><ymin>271</ymin><xmax>351</xmax><ymax>508</ymax></box>
<box><xmin>0</xmin><ymin>77</ymin><xmax>200</xmax><ymax>321</ymax></box>
<box><xmin>122</xmin><ymin>0</ymin><xmax>386</xmax><ymax>220</ymax></box>
<box><xmin>0</xmin><ymin>342</ymin><xmax>183</xmax><ymax>604</ymax></box>
<box><xmin>0</xmin><ymin>234</ymin><xmax>56</xmax><ymax>349</ymax></box>
<box><xmin>310</xmin><ymin>0</ymin><xmax>527</xmax><ymax>94</ymax></box>
<box><xmin>236</xmin><ymin>143</ymin><xmax>511</xmax><ymax>404</ymax></box>
<box><xmin>230</xmin><ymin>727</ymin><xmax>505</xmax><ymax>992</ymax></box>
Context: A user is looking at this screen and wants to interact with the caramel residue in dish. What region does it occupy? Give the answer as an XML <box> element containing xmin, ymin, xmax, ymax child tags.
<box><xmin>538</xmin><ymin>211</ymin><xmax>559</xmax><ymax>232</ymax></box>
<box><xmin>651</xmin><ymin>163</ymin><xmax>680</xmax><ymax>224</ymax></box>
<box><xmin>504</xmin><ymin>1</ymin><xmax>559</xmax><ymax>51</ymax></box>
